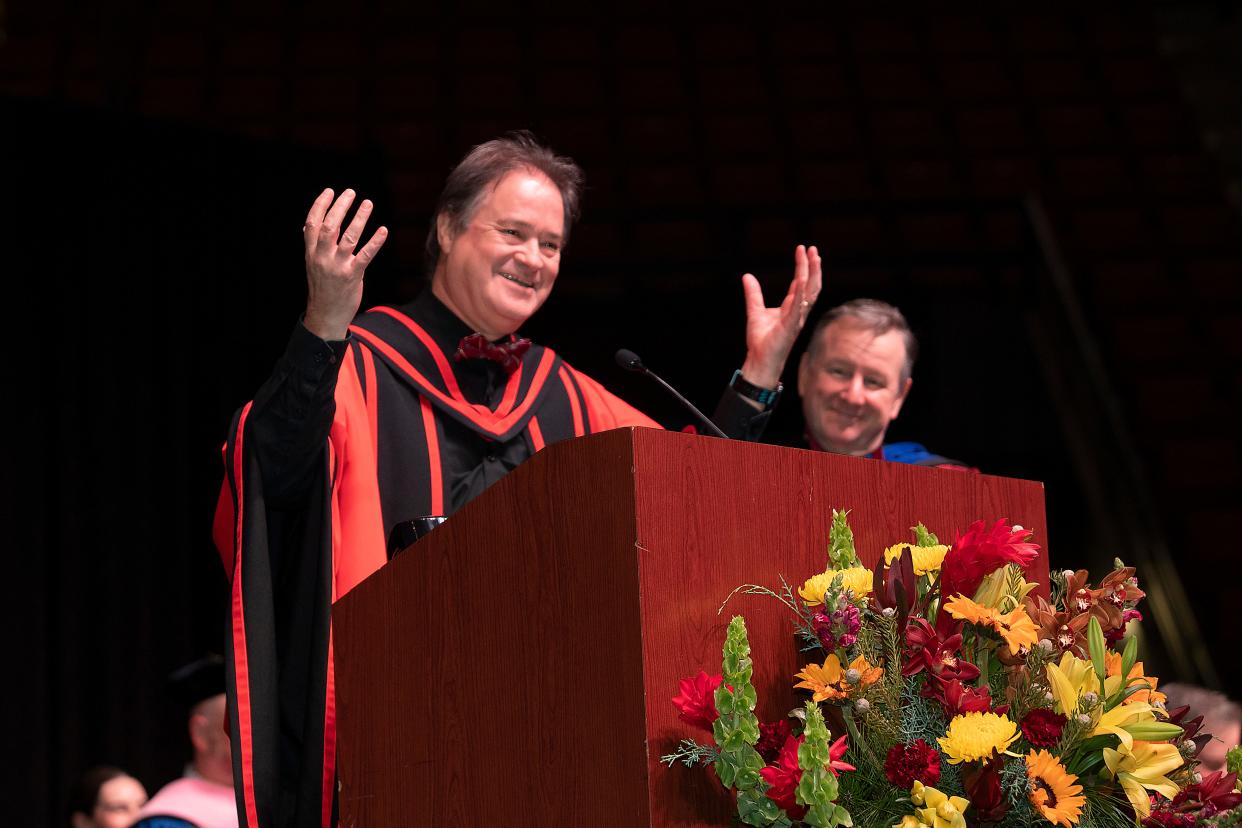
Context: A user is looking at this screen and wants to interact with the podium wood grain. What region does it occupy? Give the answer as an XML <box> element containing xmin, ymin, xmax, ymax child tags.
<box><xmin>333</xmin><ymin>428</ymin><xmax>1049</xmax><ymax>826</ymax></box>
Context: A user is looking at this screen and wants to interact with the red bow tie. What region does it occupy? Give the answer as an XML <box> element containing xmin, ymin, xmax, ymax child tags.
<box><xmin>455</xmin><ymin>333</ymin><xmax>531</xmax><ymax>374</ymax></box>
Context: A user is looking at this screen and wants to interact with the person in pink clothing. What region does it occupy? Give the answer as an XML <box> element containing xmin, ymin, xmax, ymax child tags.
<box><xmin>134</xmin><ymin>657</ymin><xmax>238</xmax><ymax>828</ymax></box>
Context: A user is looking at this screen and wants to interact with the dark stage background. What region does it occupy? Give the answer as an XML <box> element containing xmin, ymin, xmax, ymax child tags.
<box><xmin>5</xmin><ymin>5</ymin><xmax>1241</xmax><ymax>824</ymax></box>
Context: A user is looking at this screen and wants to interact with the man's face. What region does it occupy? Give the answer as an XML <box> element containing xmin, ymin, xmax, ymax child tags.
<box><xmin>433</xmin><ymin>168</ymin><xmax>564</xmax><ymax>339</ymax></box>
<box><xmin>797</xmin><ymin>319</ymin><xmax>912</xmax><ymax>456</ymax></box>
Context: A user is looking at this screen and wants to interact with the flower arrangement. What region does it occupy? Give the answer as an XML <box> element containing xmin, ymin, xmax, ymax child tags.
<box><xmin>664</xmin><ymin>510</ymin><xmax>1242</xmax><ymax>828</ymax></box>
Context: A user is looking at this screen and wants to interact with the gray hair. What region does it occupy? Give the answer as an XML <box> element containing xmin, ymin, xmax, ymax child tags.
<box><xmin>425</xmin><ymin>130</ymin><xmax>584</xmax><ymax>273</ymax></box>
<box><xmin>809</xmin><ymin>298</ymin><xmax>918</xmax><ymax>382</ymax></box>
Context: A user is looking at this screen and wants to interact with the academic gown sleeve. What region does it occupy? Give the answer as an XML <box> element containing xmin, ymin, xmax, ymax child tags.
<box><xmin>213</xmin><ymin>326</ymin><xmax>387</xmax><ymax>828</ymax></box>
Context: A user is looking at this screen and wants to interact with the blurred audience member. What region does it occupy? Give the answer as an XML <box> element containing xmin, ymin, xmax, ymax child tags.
<box><xmin>71</xmin><ymin>765</ymin><xmax>147</xmax><ymax>828</ymax></box>
<box><xmin>1163</xmin><ymin>682</ymin><xmax>1242</xmax><ymax>774</ymax></box>
<box><xmin>134</xmin><ymin>655</ymin><xmax>237</xmax><ymax>828</ymax></box>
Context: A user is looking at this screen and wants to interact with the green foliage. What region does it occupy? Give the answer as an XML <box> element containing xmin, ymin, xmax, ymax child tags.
<box><xmin>1077</xmin><ymin>788</ymin><xmax>1137</xmax><ymax>828</ymax></box>
<box><xmin>851</xmin><ymin>611</ymin><xmax>902</xmax><ymax>748</ymax></box>
<box><xmin>1086</xmin><ymin>617</ymin><xmax>1108</xmax><ymax>689</ymax></box>
<box><xmin>828</xmin><ymin>509</ymin><xmax>859</xmax><ymax>570</ymax></box>
<box><xmin>718</xmin><ymin>577</ymin><xmax>824</xmax><ymax>654</ymax></box>
<box><xmin>713</xmin><ymin>617</ymin><xmax>766</xmax><ymax>792</ymax></box>
<box><xmin>1119</xmin><ymin>634</ymin><xmax>1138</xmax><ymax>685</ymax></box>
<box><xmin>1048</xmin><ymin>569</ymin><xmax>1069</xmax><ymax>614</ymax></box>
<box><xmin>1008</xmin><ymin>643</ymin><xmax>1056</xmax><ymax>723</ymax></box>
<box><xmin>899</xmin><ymin>680</ymin><xmax>949</xmax><ymax>749</ymax></box>
<box><xmin>1228</xmin><ymin>745</ymin><xmax>1242</xmax><ymax>775</ymax></box>
<box><xmin>797</xmin><ymin>704</ymin><xmax>851</xmax><ymax>828</ymax></box>
<box><xmin>912</xmin><ymin>523</ymin><xmax>940</xmax><ymax>547</ymax></box>
<box><xmin>659</xmin><ymin>738</ymin><xmax>719</xmax><ymax>768</ymax></box>
<box><xmin>995</xmin><ymin>755</ymin><xmax>1040</xmax><ymax>828</ymax></box>
<box><xmin>737</xmin><ymin>788</ymin><xmax>792</xmax><ymax>827</ymax></box>
<box><xmin>1205</xmin><ymin>802</ymin><xmax>1242</xmax><ymax>828</ymax></box>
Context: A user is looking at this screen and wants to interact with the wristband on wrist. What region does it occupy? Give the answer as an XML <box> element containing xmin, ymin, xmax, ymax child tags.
<box><xmin>729</xmin><ymin>369</ymin><xmax>782</xmax><ymax>407</ymax></box>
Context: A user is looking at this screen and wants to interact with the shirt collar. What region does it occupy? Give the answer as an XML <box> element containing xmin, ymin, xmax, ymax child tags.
<box><xmin>397</xmin><ymin>289</ymin><xmax>476</xmax><ymax>355</ymax></box>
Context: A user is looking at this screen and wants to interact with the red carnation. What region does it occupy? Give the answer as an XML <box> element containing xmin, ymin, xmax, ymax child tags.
<box><xmin>755</xmin><ymin>719</ymin><xmax>794</xmax><ymax>763</ymax></box>
<box><xmin>1020</xmin><ymin>708</ymin><xmax>1067</xmax><ymax>748</ymax></box>
<box><xmin>884</xmin><ymin>739</ymin><xmax>942</xmax><ymax>789</ymax></box>
<box><xmin>671</xmin><ymin>670</ymin><xmax>723</xmax><ymax>733</ymax></box>
<box><xmin>939</xmin><ymin>519</ymin><xmax>1040</xmax><ymax>606</ymax></box>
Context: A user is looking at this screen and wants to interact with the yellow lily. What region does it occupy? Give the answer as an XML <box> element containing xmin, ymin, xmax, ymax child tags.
<box><xmin>1091</xmin><ymin>701</ymin><xmax>1157</xmax><ymax>750</ymax></box>
<box><xmin>1102</xmin><ymin>741</ymin><xmax>1183</xmax><ymax>818</ymax></box>
<box><xmin>973</xmin><ymin>564</ymin><xmax>1039</xmax><ymax>613</ymax></box>
<box><xmin>909</xmin><ymin>782</ymin><xmax>970</xmax><ymax>828</ymax></box>
<box><xmin>1045</xmin><ymin>652</ymin><xmax>1100</xmax><ymax>716</ymax></box>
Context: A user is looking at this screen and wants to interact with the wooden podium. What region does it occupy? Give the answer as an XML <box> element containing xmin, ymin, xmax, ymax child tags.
<box><xmin>332</xmin><ymin>428</ymin><xmax>1049</xmax><ymax>826</ymax></box>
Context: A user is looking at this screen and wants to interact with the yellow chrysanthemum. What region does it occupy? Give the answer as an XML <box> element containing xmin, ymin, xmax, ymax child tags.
<box><xmin>1105</xmin><ymin>651</ymin><xmax>1167</xmax><ymax>706</ymax></box>
<box><xmin>837</xmin><ymin>566</ymin><xmax>874</xmax><ymax>597</ymax></box>
<box><xmin>794</xmin><ymin>653</ymin><xmax>882</xmax><ymax>702</ymax></box>
<box><xmin>1026</xmin><ymin>750</ymin><xmax>1086</xmax><ymax>827</ymax></box>
<box><xmin>941</xmin><ymin>594</ymin><xmax>1040</xmax><ymax>655</ymax></box>
<box><xmin>1103</xmin><ymin>741</ymin><xmax>1183</xmax><ymax>818</ymax></box>
<box><xmin>798</xmin><ymin>566</ymin><xmax>873</xmax><ymax>606</ymax></box>
<box><xmin>884</xmin><ymin>542</ymin><xmax>949</xmax><ymax>576</ymax></box>
<box><xmin>798</xmin><ymin>572</ymin><xmax>836</xmax><ymax>607</ymax></box>
<box><xmin>938</xmin><ymin>712</ymin><xmax>1020</xmax><ymax>764</ymax></box>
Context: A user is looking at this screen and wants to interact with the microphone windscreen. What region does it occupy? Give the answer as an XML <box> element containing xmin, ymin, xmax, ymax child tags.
<box><xmin>614</xmin><ymin>348</ymin><xmax>644</xmax><ymax>371</ymax></box>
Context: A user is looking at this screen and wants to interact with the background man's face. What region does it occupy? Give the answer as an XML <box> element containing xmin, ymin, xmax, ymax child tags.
<box><xmin>434</xmin><ymin>168</ymin><xmax>565</xmax><ymax>338</ymax></box>
<box><xmin>797</xmin><ymin>319</ymin><xmax>912</xmax><ymax>456</ymax></box>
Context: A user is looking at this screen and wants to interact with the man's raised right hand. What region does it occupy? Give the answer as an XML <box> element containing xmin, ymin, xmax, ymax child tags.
<box><xmin>302</xmin><ymin>188</ymin><xmax>388</xmax><ymax>341</ymax></box>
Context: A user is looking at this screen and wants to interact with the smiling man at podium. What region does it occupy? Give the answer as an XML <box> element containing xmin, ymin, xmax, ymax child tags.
<box><xmin>213</xmin><ymin>132</ymin><xmax>821</xmax><ymax>828</ymax></box>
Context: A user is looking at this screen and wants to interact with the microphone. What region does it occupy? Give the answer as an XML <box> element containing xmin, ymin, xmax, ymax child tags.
<box><xmin>614</xmin><ymin>349</ymin><xmax>729</xmax><ymax>439</ymax></box>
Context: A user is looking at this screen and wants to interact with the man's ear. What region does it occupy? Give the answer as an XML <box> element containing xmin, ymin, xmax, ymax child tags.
<box><xmin>72</xmin><ymin>813</ymin><xmax>91</xmax><ymax>828</ymax></box>
<box><xmin>436</xmin><ymin>213</ymin><xmax>455</xmax><ymax>257</ymax></box>
<box><xmin>189</xmin><ymin>712</ymin><xmax>210</xmax><ymax>754</ymax></box>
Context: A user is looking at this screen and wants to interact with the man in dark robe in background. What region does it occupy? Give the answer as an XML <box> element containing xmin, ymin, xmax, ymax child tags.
<box><xmin>213</xmin><ymin>132</ymin><xmax>822</xmax><ymax>827</ymax></box>
<box><xmin>797</xmin><ymin>298</ymin><xmax>971</xmax><ymax>469</ymax></box>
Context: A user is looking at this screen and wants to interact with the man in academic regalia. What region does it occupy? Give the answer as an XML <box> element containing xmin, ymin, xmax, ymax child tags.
<box><xmin>213</xmin><ymin>132</ymin><xmax>822</xmax><ymax>827</ymax></box>
<box><xmin>797</xmin><ymin>298</ymin><xmax>971</xmax><ymax>469</ymax></box>
<box><xmin>133</xmin><ymin>656</ymin><xmax>238</xmax><ymax>828</ymax></box>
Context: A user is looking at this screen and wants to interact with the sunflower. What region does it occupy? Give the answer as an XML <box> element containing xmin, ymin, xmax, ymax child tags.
<box><xmin>941</xmin><ymin>594</ymin><xmax>1039</xmax><ymax>655</ymax></box>
<box><xmin>1026</xmin><ymin>750</ymin><xmax>1086</xmax><ymax>827</ymax></box>
<box><xmin>938</xmin><ymin>712</ymin><xmax>1020</xmax><ymax>764</ymax></box>
<box><xmin>884</xmin><ymin>542</ymin><xmax>949</xmax><ymax>576</ymax></box>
